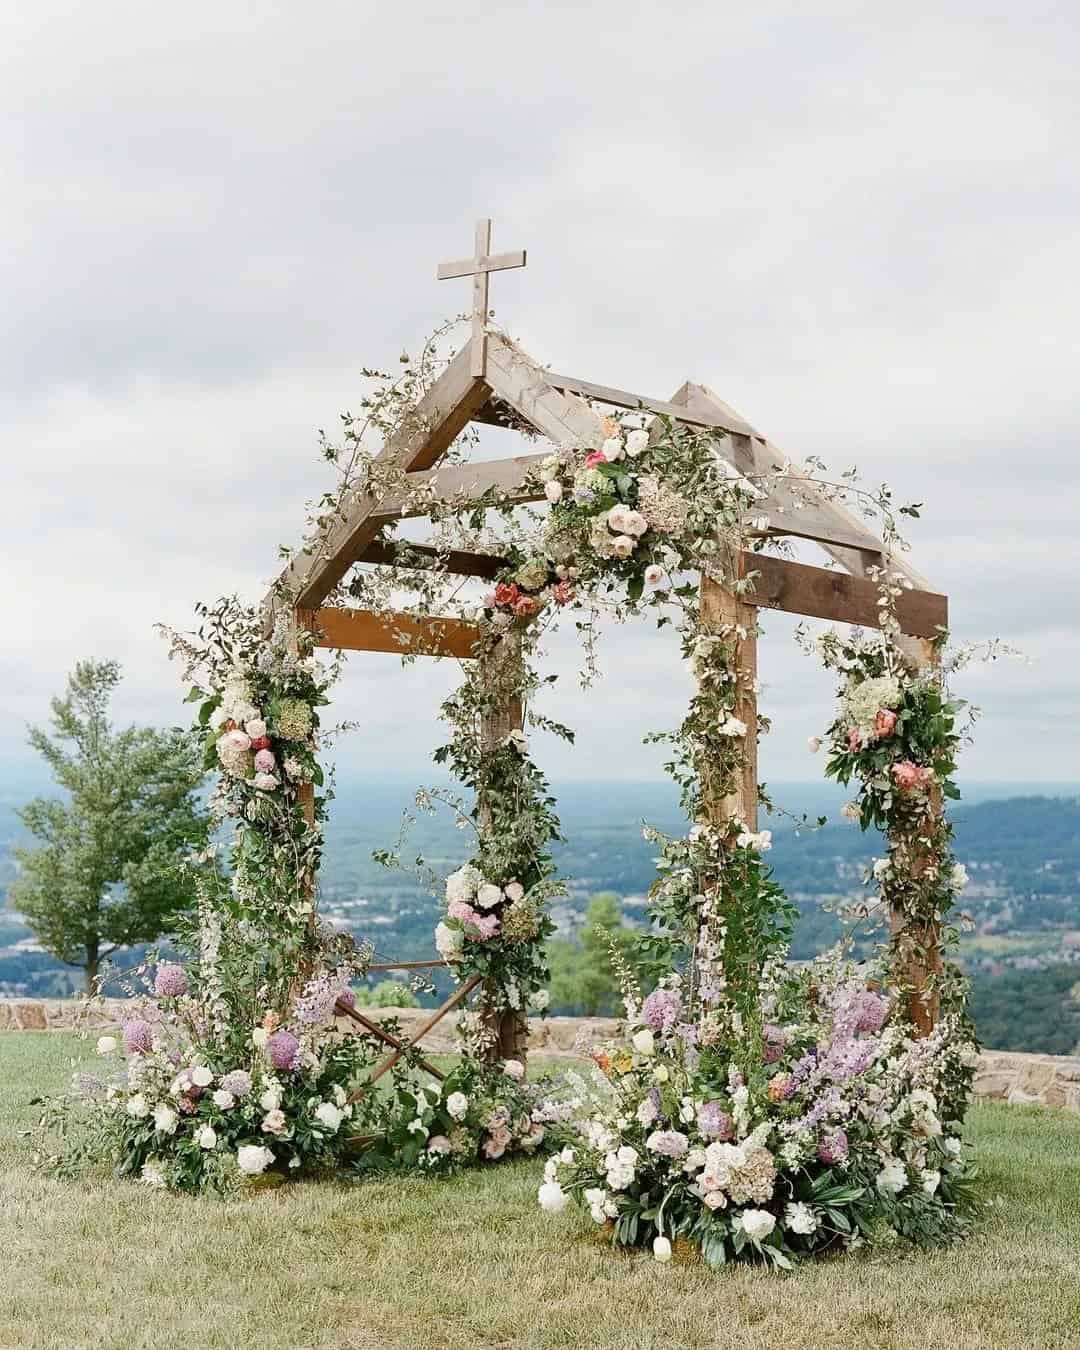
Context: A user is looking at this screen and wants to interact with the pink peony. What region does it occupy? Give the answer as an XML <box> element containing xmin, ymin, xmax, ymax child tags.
<box><xmin>254</xmin><ymin>748</ymin><xmax>276</xmax><ymax>774</ymax></box>
<box><xmin>873</xmin><ymin>708</ymin><xmax>898</xmax><ymax>739</ymax></box>
<box><xmin>267</xmin><ymin>1029</ymin><xmax>300</xmax><ymax>1071</ymax></box>
<box><xmin>122</xmin><ymin>1019</ymin><xmax>154</xmax><ymax>1055</ymax></box>
<box><xmin>891</xmin><ymin>760</ymin><xmax>930</xmax><ymax>792</ymax></box>
<box><xmin>153</xmin><ymin>963</ymin><xmax>189</xmax><ymax>998</ymax></box>
<box><xmin>448</xmin><ymin>899</ymin><xmax>478</xmax><ymax>924</ymax></box>
<box><xmin>584</xmin><ymin>450</ymin><xmax>607</xmax><ymax>468</ymax></box>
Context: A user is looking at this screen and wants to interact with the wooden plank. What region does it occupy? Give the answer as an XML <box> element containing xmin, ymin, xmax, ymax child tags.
<box><xmin>436</xmin><ymin>249</ymin><xmax>526</xmax><ymax>280</ymax></box>
<box><xmin>545</xmin><ymin>370</ymin><xmax>755</xmax><ymax>438</ymax></box>
<box><xmin>370</xmin><ymin>452</ymin><xmax>549</xmax><ymax>523</ymax></box>
<box><xmin>485</xmin><ymin>331</ymin><xmax>607</xmax><ymax>450</ymax></box>
<box><xmin>471</xmin><ymin>218</ymin><xmax>491</xmax><ymax>376</ymax></box>
<box><xmin>335</xmin><ymin>999</ymin><xmax>446</xmax><ymax>1081</ymax></box>
<box><xmin>312</xmin><ymin>606</ymin><xmax>483</xmax><ymax>660</ymax></box>
<box><xmin>744</xmin><ymin>552</ymin><xmax>947</xmax><ymax>637</ymax></box>
<box><xmin>267</xmin><ymin>341</ymin><xmax>489</xmax><ymax>613</ymax></box>
<box><xmin>358</xmin><ymin>537</ymin><xmax>506</xmax><ymax>580</ymax></box>
<box><xmin>700</xmin><ymin>566</ymin><xmax>758</xmax><ymax>830</ymax></box>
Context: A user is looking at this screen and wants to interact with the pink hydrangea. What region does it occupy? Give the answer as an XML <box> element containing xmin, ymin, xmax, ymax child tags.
<box><xmin>153</xmin><ymin>963</ymin><xmax>189</xmax><ymax>998</ymax></box>
<box><xmin>817</xmin><ymin>1128</ymin><xmax>849</xmax><ymax>1165</ymax></box>
<box><xmin>853</xmin><ymin>991</ymin><xmax>890</xmax><ymax>1034</ymax></box>
<box><xmin>641</xmin><ymin>988</ymin><xmax>682</xmax><ymax>1034</ymax></box>
<box><xmin>122</xmin><ymin>1019</ymin><xmax>153</xmax><ymax>1055</ymax></box>
<box><xmin>448</xmin><ymin>900</ymin><xmax>478</xmax><ymax>924</ymax></box>
<box><xmin>220</xmin><ymin>1070</ymin><xmax>252</xmax><ymax>1099</ymax></box>
<box><xmin>697</xmin><ymin>1101</ymin><xmax>734</xmax><ymax>1140</ymax></box>
<box><xmin>469</xmin><ymin>913</ymin><xmax>500</xmax><ymax>941</ymax></box>
<box><xmin>267</xmin><ymin>1029</ymin><xmax>300</xmax><ymax>1071</ymax></box>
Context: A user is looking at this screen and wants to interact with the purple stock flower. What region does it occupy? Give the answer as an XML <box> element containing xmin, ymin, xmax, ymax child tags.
<box><xmin>122</xmin><ymin>1019</ymin><xmax>154</xmax><ymax>1055</ymax></box>
<box><xmin>153</xmin><ymin>963</ymin><xmax>189</xmax><ymax>998</ymax></box>
<box><xmin>220</xmin><ymin>1070</ymin><xmax>252</xmax><ymax>1099</ymax></box>
<box><xmin>293</xmin><ymin>971</ymin><xmax>350</xmax><ymax>1025</ymax></box>
<box><xmin>267</xmin><ymin>1029</ymin><xmax>301</xmax><ymax>1071</ymax></box>
<box><xmin>817</xmin><ymin>1128</ymin><xmax>849</xmax><ymax>1165</ymax></box>
<box><xmin>697</xmin><ymin>1101</ymin><xmax>734</xmax><ymax>1141</ymax></box>
<box><xmin>641</xmin><ymin>988</ymin><xmax>682</xmax><ymax>1035</ymax></box>
<box><xmin>820</xmin><ymin>1035</ymin><xmax>879</xmax><ymax>1084</ymax></box>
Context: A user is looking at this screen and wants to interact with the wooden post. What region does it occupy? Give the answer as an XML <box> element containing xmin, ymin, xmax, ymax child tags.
<box><xmin>889</xmin><ymin>638</ymin><xmax>944</xmax><ymax>1036</ymax></box>
<box><xmin>477</xmin><ymin>627</ymin><xmax>529</xmax><ymax>1064</ymax></box>
<box><xmin>699</xmin><ymin>565</ymin><xmax>758</xmax><ymax>831</ymax></box>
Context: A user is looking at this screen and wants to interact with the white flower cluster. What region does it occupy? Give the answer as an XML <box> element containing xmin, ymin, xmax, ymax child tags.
<box><xmin>843</xmin><ymin>674</ymin><xmax>902</xmax><ymax>736</ymax></box>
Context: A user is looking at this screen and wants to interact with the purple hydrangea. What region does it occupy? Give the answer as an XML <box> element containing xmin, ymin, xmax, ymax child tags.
<box><xmin>697</xmin><ymin>1101</ymin><xmax>734</xmax><ymax>1141</ymax></box>
<box><xmin>820</xmin><ymin>1035</ymin><xmax>879</xmax><ymax>1084</ymax></box>
<box><xmin>122</xmin><ymin>1019</ymin><xmax>154</xmax><ymax>1055</ymax></box>
<box><xmin>817</xmin><ymin>1128</ymin><xmax>849</xmax><ymax>1165</ymax></box>
<box><xmin>641</xmin><ymin>988</ymin><xmax>682</xmax><ymax>1035</ymax></box>
<box><xmin>267</xmin><ymin>1029</ymin><xmax>301</xmax><ymax>1071</ymax></box>
<box><xmin>853</xmin><ymin>991</ymin><xmax>890</xmax><ymax>1034</ymax></box>
<box><xmin>220</xmin><ymin>1070</ymin><xmax>252</xmax><ymax>1099</ymax></box>
<box><xmin>153</xmin><ymin>963</ymin><xmax>189</xmax><ymax>998</ymax></box>
<box><xmin>337</xmin><ymin>987</ymin><xmax>356</xmax><ymax>1011</ymax></box>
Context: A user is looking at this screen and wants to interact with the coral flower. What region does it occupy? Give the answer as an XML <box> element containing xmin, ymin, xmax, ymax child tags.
<box><xmin>874</xmin><ymin>708</ymin><xmax>898</xmax><ymax>739</ymax></box>
<box><xmin>584</xmin><ymin>451</ymin><xmax>608</xmax><ymax>468</ymax></box>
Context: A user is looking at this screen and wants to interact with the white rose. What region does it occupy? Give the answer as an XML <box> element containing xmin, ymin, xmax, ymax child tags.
<box><xmin>503</xmin><ymin>1060</ymin><xmax>525</xmax><ymax>1081</ymax></box>
<box><xmin>876</xmin><ymin>1160</ymin><xmax>907</xmax><ymax>1194</ymax></box>
<box><xmin>783</xmin><ymin>1201</ymin><xmax>818</xmax><ymax>1235</ymax></box>
<box><xmin>208</xmin><ymin>707</ymin><xmax>228</xmax><ymax>731</ymax></box>
<box><xmin>607</xmin><ymin>505</ymin><xmax>630</xmax><ymax>533</ymax></box>
<box><xmin>446</xmin><ymin>1091</ymin><xmax>469</xmax><ymax>1121</ymax></box>
<box><xmin>476</xmin><ymin>883</ymin><xmax>503</xmax><ymax>910</ymax></box>
<box><xmin>252</xmin><ymin>773</ymin><xmax>279</xmax><ymax>791</ymax></box>
<box><xmin>920</xmin><ymin>1168</ymin><xmax>941</xmax><ymax>1195</ymax></box>
<box><xmin>652</xmin><ymin>1236</ymin><xmax>672</xmax><ymax>1263</ymax></box>
<box><xmin>314</xmin><ymin>1102</ymin><xmax>343</xmax><ymax>1133</ymax></box>
<box><xmin>236</xmin><ymin>1144</ymin><xmax>275</xmax><ymax>1176</ymax></box>
<box><xmin>807</xmin><ymin>736</ymin><xmax>822</xmax><ymax>753</ymax></box>
<box><xmin>434</xmin><ymin>922</ymin><xmax>464</xmax><ymax>962</ymax></box>
<box><xmin>951</xmin><ymin>864</ymin><xmax>970</xmax><ymax>891</ymax></box>
<box><xmin>196</xmin><ymin>1124</ymin><xmax>217</xmax><ymax>1150</ymax></box>
<box><xmin>631</xmin><ymin>1028</ymin><xmax>655</xmax><ymax>1056</ymax></box>
<box><xmin>740</xmin><ymin>1209</ymin><xmax>776</xmax><ymax>1242</ymax></box>
<box><xmin>611</xmin><ymin>534</ymin><xmax>636</xmax><ymax>560</ymax></box>
<box><xmin>252</xmin><ymin>1027</ymin><xmax>269</xmax><ymax>1048</ymax></box>
<box><xmin>538</xmin><ymin>1181</ymin><xmax>569</xmax><ymax>1213</ymax></box>
<box><xmin>212</xmin><ymin>1090</ymin><xmax>235</xmax><ymax>1110</ymax></box>
<box><xmin>96</xmin><ymin>1035</ymin><xmax>117</xmax><ymax>1055</ymax></box>
<box><xmin>190</xmin><ymin>1066</ymin><xmax>213</xmax><ymax>1088</ymax></box>
<box><xmin>625</xmin><ymin>428</ymin><xmax>650</xmax><ymax>456</ymax></box>
<box><xmin>601</xmin><ymin>436</ymin><xmax>625</xmax><ymax>461</ymax></box>
<box><xmin>544</xmin><ymin>480</ymin><xmax>563</xmax><ymax>504</ymax></box>
<box><xmin>504</xmin><ymin>881</ymin><xmax>525</xmax><ymax>903</ymax></box>
<box><xmin>260</xmin><ymin>1088</ymin><xmax>281</xmax><ymax>1112</ymax></box>
<box><xmin>153</xmin><ymin>1104</ymin><xmax>178</xmax><ymax>1135</ymax></box>
<box><xmin>621</xmin><ymin>510</ymin><xmax>648</xmax><ymax>538</ymax></box>
<box><xmin>944</xmin><ymin>1136</ymin><xmax>962</xmax><ymax>1157</ymax></box>
<box><xmin>652</xmin><ymin>1065</ymin><xmax>669</xmax><ymax>1084</ymax></box>
<box><xmin>332</xmin><ymin>1084</ymin><xmax>347</xmax><ymax>1107</ymax></box>
<box><xmin>126</xmin><ymin>1094</ymin><xmax>150</xmax><ymax>1119</ymax></box>
<box><xmin>244</xmin><ymin>719</ymin><xmax>267</xmax><ymax>739</ymax></box>
<box><xmin>644</xmin><ymin>564</ymin><xmax>664</xmax><ymax>586</ymax></box>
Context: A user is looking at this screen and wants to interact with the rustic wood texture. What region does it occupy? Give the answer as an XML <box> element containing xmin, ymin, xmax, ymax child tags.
<box><xmin>437</xmin><ymin>218</ymin><xmax>526</xmax><ymax>377</ymax></box>
<box><xmin>335</xmin><ymin>998</ymin><xmax>446</xmax><ymax>1082</ymax></box>
<box><xmin>544</xmin><ymin>370</ymin><xmax>755</xmax><ymax>437</ymax></box>
<box><xmin>357</xmin><ymin>537</ymin><xmax>506</xmax><ymax>580</ymax></box>
<box><xmin>484</xmin><ymin>331</ymin><xmax>607</xmax><ymax>450</ymax></box>
<box><xmin>370</xmin><ymin>452</ymin><xmax>549</xmax><ymax>523</ymax></box>
<box><xmin>744</xmin><ymin>552</ymin><xmax>947</xmax><ymax>637</ymax></box>
<box><xmin>268</xmin><ymin>342</ymin><xmax>489</xmax><ymax>613</ymax></box>
<box><xmin>699</xmin><ymin>568</ymin><xmax>758</xmax><ymax>831</ymax></box>
<box><xmin>311</xmin><ymin>606</ymin><xmax>483</xmax><ymax>660</ymax></box>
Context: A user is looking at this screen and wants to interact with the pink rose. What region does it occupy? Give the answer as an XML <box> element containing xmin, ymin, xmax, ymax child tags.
<box><xmin>847</xmin><ymin>729</ymin><xmax>862</xmax><ymax>752</ymax></box>
<box><xmin>584</xmin><ymin>450</ymin><xmax>607</xmax><ymax>468</ymax></box>
<box><xmin>891</xmin><ymin>760</ymin><xmax>923</xmax><ymax>791</ymax></box>
<box><xmin>553</xmin><ymin>580</ymin><xmax>575</xmax><ymax>606</ymax></box>
<box><xmin>261</xmin><ymin>1108</ymin><xmax>287</xmax><ymax>1135</ymax></box>
<box><xmin>254</xmin><ymin>749</ymin><xmax>276</xmax><ymax>774</ymax></box>
<box><xmin>874</xmin><ymin>709</ymin><xmax>898</xmax><ymax>739</ymax></box>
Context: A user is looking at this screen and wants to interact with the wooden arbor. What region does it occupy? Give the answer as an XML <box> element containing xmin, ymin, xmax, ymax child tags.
<box><xmin>268</xmin><ymin>223</ymin><xmax>950</xmax><ymax>1057</ymax></box>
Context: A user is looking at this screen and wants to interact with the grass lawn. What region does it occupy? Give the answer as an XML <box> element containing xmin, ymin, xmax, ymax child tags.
<box><xmin>2</xmin><ymin>1035</ymin><xmax>1080</xmax><ymax>1350</ymax></box>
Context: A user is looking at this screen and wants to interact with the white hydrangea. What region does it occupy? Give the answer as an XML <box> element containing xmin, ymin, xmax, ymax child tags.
<box><xmin>843</xmin><ymin>674</ymin><xmax>902</xmax><ymax>736</ymax></box>
<box><xmin>445</xmin><ymin>865</ymin><xmax>482</xmax><ymax>905</ymax></box>
<box><xmin>538</xmin><ymin>1181</ymin><xmax>569</xmax><ymax>1213</ymax></box>
<box><xmin>876</xmin><ymin>1158</ymin><xmax>908</xmax><ymax>1194</ymax></box>
<box><xmin>434</xmin><ymin>922</ymin><xmax>464</xmax><ymax>962</ymax></box>
<box><xmin>739</xmin><ymin>1209</ymin><xmax>776</xmax><ymax>1241</ymax></box>
<box><xmin>584</xmin><ymin>1187</ymin><xmax>619</xmax><ymax>1223</ymax></box>
<box><xmin>604</xmin><ymin>1145</ymin><xmax>639</xmax><ymax>1191</ymax></box>
<box><xmin>237</xmin><ymin>1144</ymin><xmax>274</xmax><ymax>1175</ymax></box>
<box><xmin>314</xmin><ymin>1102</ymin><xmax>343</xmax><ymax>1133</ymax></box>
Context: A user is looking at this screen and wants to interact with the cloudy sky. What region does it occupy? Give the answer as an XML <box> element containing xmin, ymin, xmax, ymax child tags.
<box><xmin>4</xmin><ymin>0</ymin><xmax>1078</xmax><ymax>795</ymax></box>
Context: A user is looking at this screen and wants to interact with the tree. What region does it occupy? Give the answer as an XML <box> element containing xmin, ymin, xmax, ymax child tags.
<box><xmin>354</xmin><ymin>980</ymin><xmax>421</xmax><ymax>1008</ymax></box>
<box><xmin>11</xmin><ymin>661</ymin><xmax>211</xmax><ymax>992</ymax></box>
<box><xmin>548</xmin><ymin>892</ymin><xmax>638</xmax><ymax>1016</ymax></box>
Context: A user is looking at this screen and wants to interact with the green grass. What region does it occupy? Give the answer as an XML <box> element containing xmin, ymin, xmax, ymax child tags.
<box><xmin>2</xmin><ymin>1037</ymin><xmax>1080</xmax><ymax>1350</ymax></box>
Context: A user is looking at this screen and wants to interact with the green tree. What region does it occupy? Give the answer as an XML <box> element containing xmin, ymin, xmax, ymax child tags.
<box><xmin>354</xmin><ymin>980</ymin><xmax>421</xmax><ymax>1008</ymax></box>
<box><xmin>11</xmin><ymin>661</ymin><xmax>210</xmax><ymax>992</ymax></box>
<box><xmin>548</xmin><ymin>892</ymin><xmax>637</xmax><ymax>1016</ymax></box>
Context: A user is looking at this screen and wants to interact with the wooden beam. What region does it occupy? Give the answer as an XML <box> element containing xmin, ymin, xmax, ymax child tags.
<box><xmin>700</xmin><ymin>567</ymin><xmax>758</xmax><ymax>830</ymax></box>
<box><xmin>370</xmin><ymin>453</ymin><xmax>548</xmax><ymax>523</ymax></box>
<box><xmin>335</xmin><ymin>999</ymin><xmax>446</xmax><ymax>1082</ymax></box>
<box><xmin>357</xmin><ymin>537</ymin><xmax>506</xmax><ymax>580</ymax></box>
<box><xmin>267</xmin><ymin>341</ymin><xmax>490</xmax><ymax>612</ymax></box>
<box><xmin>484</xmin><ymin>331</ymin><xmax>607</xmax><ymax>450</ymax></box>
<box><xmin>544</xmin><ymin>370</ymin><xmax>755</xmax><ymax>438</ymax></box>
<box><xmin>311</xmin><ymin>606</ymin><xmax>483</xmax><ymax>660</ymax></box>
<box><xmin>744</xmin><ymin>552</ymin><xmax>947</xmax><ymax>637</ymax></box>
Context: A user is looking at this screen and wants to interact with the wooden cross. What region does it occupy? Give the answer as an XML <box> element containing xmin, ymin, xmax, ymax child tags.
<box><xmin>437</xmin><ymin>218</ymin><xmax>526</xmax><ymax>377</ymax></box>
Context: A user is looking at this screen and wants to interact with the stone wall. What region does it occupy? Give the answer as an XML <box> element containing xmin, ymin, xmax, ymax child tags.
<box><xmin>4</xmin><ymin>998</ymin><xmax>1079</xmax><ymax>1116</ymax></box>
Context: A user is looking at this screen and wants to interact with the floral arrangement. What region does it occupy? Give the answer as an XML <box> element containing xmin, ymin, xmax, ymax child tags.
<box><xmin>539</xmin><ymin>953</ymin><xmax>977</xmax><ymax>1267</ymax></box>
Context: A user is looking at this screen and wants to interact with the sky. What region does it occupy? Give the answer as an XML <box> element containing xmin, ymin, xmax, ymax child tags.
<box><xmin>3</xmin><ymin>0</ymin><xmax>1078</xmax><ymax>795</ymax></box>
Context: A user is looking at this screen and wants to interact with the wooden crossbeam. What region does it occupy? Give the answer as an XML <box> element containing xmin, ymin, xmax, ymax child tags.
<box><xmin>369</xmin><ymin>454</ymin><xmax>548</xmax><ymax>523</ymax></box>
<box><xmin>348</xmin><ymin>973</ymin><xmax>483</xmax><ymax>1101</ymax></box>
<box><xmin>744</xmin><ymin>552</ymin><xmax>947</xmax><ymax>637</ymax></box>
<box><xmin>485</xmin><ymin>331</ymin><xmax>607</xmax><ymax>450</ymax></box>
<box><xmin>267</xmin><ymin>341</ymin><xmax>490</xmax><ymax>613</ymax></box>
<box><xmin>335</xmin><ymin>999</ymin><xmax>446</xmax><ymax>1081</ymax></box>
<box><xmin>358</xmin><ymin>537</ymin><xmax>506</xmax><ymax>580</ymax></box>
<box><xmin>543</xmin><ymin>371</ymin><xmax>755</xmax><ymax>438</ymax></box>
<box><xmin>311</xmin><ymin>606</ymin><xmax>483</xmax><ymax>660</ymax></box>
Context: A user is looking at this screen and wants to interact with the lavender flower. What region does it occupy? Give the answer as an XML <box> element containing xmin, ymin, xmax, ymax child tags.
<box><xmin>220</xmin><ymin>1070</ymin><xmax>252</xmax><ymax>1099</ymax></box>
<box><xmin>817</xmin><ymin>1128</ymin><xmax>849</xmax><ymax>1165</ymax></box>
<box><xmin>153</xmin><ymin>964</ymin><xmax>189</xmax><ymax>998</ymax></box>
<box><xmin>641</xmin><ymin>988</ymin><xmax>682</xmax><ymax>1035</ymax></box>
<box><xmin>646</xmin><ymin>1129</ymin><xmax>689</xmax><ymax>1158</ymax></box>
<box><xmin>293</xmin><ymin>971</ymin><xmax>348</xmax><ymax>1025</ymax></box>
<box><xmin>697</xmin><ymin>1101</ymin><xmax>734</xmax><ymax>1141</ymax></box>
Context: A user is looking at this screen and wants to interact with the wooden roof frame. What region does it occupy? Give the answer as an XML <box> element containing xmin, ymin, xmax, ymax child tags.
<box><xmin>269</xmin><ymin>329</ymin><xmax>947</xmax><ymax>654</ymax></box>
